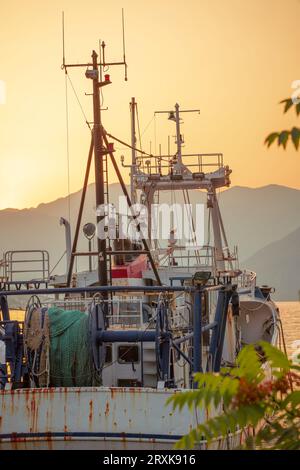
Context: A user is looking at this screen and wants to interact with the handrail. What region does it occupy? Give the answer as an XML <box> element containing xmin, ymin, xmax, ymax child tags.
<box><xmin>0</xmin><ymin>283</ymin><xmax>227</xmax><ymax>297</ymax></box>
<box><xmin>4</xmin><ymin>250</ymin><xmax>50</xmax><ymax>282</ymax></box>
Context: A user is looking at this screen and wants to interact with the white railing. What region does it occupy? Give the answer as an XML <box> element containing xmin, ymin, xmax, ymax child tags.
<box><xmin>41</xmin><ymin>297</ymin><xmax>151</xmax><ymax>329</ymax></box>
<box><xmin>238</xmin><ymin>269</ymin><xmax>256</xmax><ymax>294</ymax></box>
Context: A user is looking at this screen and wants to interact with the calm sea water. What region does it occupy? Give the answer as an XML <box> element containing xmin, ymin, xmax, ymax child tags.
<box><xmin>277</xmin><ymin>301</ymin><xmax>300</xmax><ymax>357</ymax></box>
<box><xmin>10</xmin><ymin>301</ymin><xmax>300</xmax><ymax>358</ymax></box>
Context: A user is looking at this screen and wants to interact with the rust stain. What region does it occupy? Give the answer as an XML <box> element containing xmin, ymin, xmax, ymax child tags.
<box><xmin>104</xmin><ymin>401</ymin><xmax>110</xmax><ymax>417</ymax></box>
<box><xmin>10</xmin><ymin>433</ymin><xmax>19</xmax><ymax>451</ymax></box>
<box><xmin>88</xmin><ymin>400</ymin><xmax>93</xmax><ymax>422</ymax></box>
<box><xmin>63</xmin><ymin>425</ymin><xmax>71</xmax><ymax>441</ymax></box>
<box><xmin>10</xmin><ymin>390</ymin><xmax>14</xmax><ymax>414</ymax></box>
<box><xmin>45</xmin><ymin>432</ymin><xmax>53</xmax><ymax>450</ymax></box>
<box><xmin>29</xmin><ymin>395</ymin><xmax>39</xmax><ymax>433</ymax></box>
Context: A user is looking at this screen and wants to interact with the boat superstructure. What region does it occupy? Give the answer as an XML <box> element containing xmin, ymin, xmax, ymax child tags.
<box><xmin>0</xmin><ymin>33</ymin><xmax>281</xmax><ymax>449</ymax></box>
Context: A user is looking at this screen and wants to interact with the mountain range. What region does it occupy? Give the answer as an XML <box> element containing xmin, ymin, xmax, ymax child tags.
<box><xmin>0</xmin><ymin>183</ymin><xmax>299</xmax><ymax>300</ymax></box>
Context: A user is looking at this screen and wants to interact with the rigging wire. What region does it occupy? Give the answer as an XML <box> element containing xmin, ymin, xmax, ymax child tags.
<box><xmin>140</xmin><ymin>114</ymin><xmax>155</xmax><ymax>139</ymax></box>
<box><xmin>49</xmin><ymin>251</ymin><xmax>67</xmax><ymax>276</ymax></box>
<box><xmin>106</xmin><ymin>131</ymin><xmax>154</xmax><ymax>157</ymax></box>
<box><xmin>154</xmin><ymin>113</ymin><xmax>157</xmax><ymax>155</ymax></box>
<box><xmin>64</xmin><ymin>73</ymin><xmax>71</xmax><ymax>223</ymax></box>
<box><xmin>66</xmin><ymin>72</ymin><xmax>91</xmax><ymax>130</ymax></box>
<box><xmin>136</xmin><ymin>104</ymin><xmax>143</xmax><ymax>152</ymax></box>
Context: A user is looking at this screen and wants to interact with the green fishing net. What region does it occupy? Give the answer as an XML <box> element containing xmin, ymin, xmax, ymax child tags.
<box><xmin>48</xmin><ymin>307</ymin><xmax>101</xmax><ymax>387</ymax></box>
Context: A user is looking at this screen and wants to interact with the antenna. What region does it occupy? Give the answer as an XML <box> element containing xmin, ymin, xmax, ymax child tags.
<box><xmin>62</xmin><ymin>11</ymin><xmax>66</xmax><ymax>71</ymax></box>
<box><xmin>155</xmin><ymin>104</ymin><xmax>200</xmax><ymax>167</ymax></box>
<box><xmin>61</xmin><ymin>9</ymin><xmax>128</xmax><ymax>84</ymax></box>
<box><xmin>122</xmin><ymin>8</ymin><xmax>128</xmax><ymax>81</ymax></box>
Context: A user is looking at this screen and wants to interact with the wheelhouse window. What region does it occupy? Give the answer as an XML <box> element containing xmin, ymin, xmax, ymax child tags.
<box><xmin>118</xmin><ymin>345</ymin><xmax>139</xmax><ymax>364</ymax></box>
<box><xmin>105</xmin><ymin>344</ymin><xmax>112</xmax><ymax>364</ymax></box>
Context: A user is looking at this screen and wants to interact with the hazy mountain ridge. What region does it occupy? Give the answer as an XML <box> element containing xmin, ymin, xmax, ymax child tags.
<box><xmin>242</xmin><ymin>226</ymin><xmax>300</xmax><ymax>301</ymax></box>
<box><xmin>0</xmin><ymin>183</ymin><xmax>300</xmax><ymax>299</ymax></box>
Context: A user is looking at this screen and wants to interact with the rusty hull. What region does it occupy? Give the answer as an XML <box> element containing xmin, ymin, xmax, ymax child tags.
<box><xmin>0</xmin><ymin>387</ymin><xmax>202</xmax><ymax>450</ymax></box>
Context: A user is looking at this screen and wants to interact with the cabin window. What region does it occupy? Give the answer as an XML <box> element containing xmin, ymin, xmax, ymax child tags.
<box><xmin>118</xmin><ymin>345</ymin><xmax>139</xmax><ymax>364</ymax></box>
<box><xmin>117</xmin><ymin>379</ymin><xmax>141</xmax><ymax>387</ymax></box>
<box><xmin>105</xmin><ymin>344</ymin><xmax>112</xmax><ymax>364</ymax></box>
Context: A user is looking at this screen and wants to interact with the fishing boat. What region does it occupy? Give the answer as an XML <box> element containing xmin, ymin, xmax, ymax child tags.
<box><xmin>0</xmin><ymin>34</ymin><xmax>281</xmax><ymax>450</ymax></box>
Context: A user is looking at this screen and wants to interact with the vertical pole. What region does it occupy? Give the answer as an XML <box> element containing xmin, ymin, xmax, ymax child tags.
<box><xmin>208</xmin><ymin>287</ymin><xmax>231</xmax><ymax>372</ymax></box>
<box><xmin>175</xmin><ymin>103</ymin><xmax>182</xmax><ymax>166</ymax></box>
<box><xmin>88</xmin><ymin>239</ymin><xmax>92</xmax><ymax>272</ymax></box>
<box><xmin>67</xmin><ymin>135</ymin><xmax>94</xmax><ymax>286</ymax></box>
<box><xmin>60</xmin><ymin>217</ymin><xmax>72</xmax><ymax>277</ymax></box>
<box><xmin>92</xmin><ymin>50</ymin><xmax>108</xmax><ymax>288</ymax></box>
<box><xmin>214</xmin><ymin>289</ymin><xmax>231</xmax><ymax>371</ymax></box>
<box><xmin>209</xmin><ymin>288</ymin><xmax>225</xmax><ymax>371</ymax></box>
<box><xmin>209</xmin><ymin>189</ymin><xmax>225</xmax><ymax>272</ymax></box>
<box><xmin>0</xmin><ymin>295</ymin><xmax>9</xmax><ymax>321</ymax></box>
<box><xmin>193</xmin><ymin>287</ymin><xmax>202</xmax><ymax>382</ymax></box>
<box><xmin>130</xmin><ymin>97</ymin><xmax>137</xmax><ymax>204</ymax></box>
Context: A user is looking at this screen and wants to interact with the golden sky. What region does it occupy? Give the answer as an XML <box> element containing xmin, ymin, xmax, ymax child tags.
<box><xmin>1</xmin><ymin>0</ymin><xmax>300</xmax><ymax>210</ymax></box>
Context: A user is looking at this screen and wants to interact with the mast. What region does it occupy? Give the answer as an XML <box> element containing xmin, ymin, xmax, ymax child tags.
<box><xmin>130</xmin><ymin>97</ymin><xmax>137</xmax><ymax>204</ymax></box>
<box><xmin>174</xmin><ymin>103</ymin><xmax>182</xmax><ymax>167</ymax></box>
<box><xmin>62</xmin><ymin>34</ymin><xmax>162</xmax><ymax>285</ymax></box>
<box><xmin>91</xmin><ymin>50</ymin><xmax>108</xmax><ymax>286</ymax></box>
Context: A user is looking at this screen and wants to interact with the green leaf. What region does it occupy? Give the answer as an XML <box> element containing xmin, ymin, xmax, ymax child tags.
<box><xmin>236</xmin><ymin>344</ymin><xmax>263</xmax><ymax>382</ymax></box>
<box><xmin>282</xmin><ymin>391</ymin><xmax>300</xmax><ymax>409</ymax></box>
<box><xmin>279</xmin><ymin>98</ymin><xmax>294</xmax><ymax>114</ymax></box>
<box><xmin>291</xmin><ymin>127</ymin><xmax>300</xmax><ymax>150</ymax></box>
<box><xmin>258</xmin><ymin>341</ymin><xmax>291</xmax><ymax>370</ymax></box>
<box><xmin>278</xmin><ymin>131</ymin><xmax>290</xmax><ymax>149</ymax></box>
<box><xmin>264</xmin><ymin>132</ymin><xmax>279</xmax><ymax>148</ymax></box>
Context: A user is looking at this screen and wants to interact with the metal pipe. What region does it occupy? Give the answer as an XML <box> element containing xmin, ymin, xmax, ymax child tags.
<box><xmin>171</xmin><ymin>341</ymin><xmax>192</xmax><ymax>366</ymax></box>
<box><xmin>60</xmin><ymin>217</ymin><xmax>72</xmax><ymax>276</ymax></box>
<box><xmin>237</xmin><ymin>288</ymin><xmax>252</xmax><ymax>295</ymax></box>
<box><xmin>173</xmin><ymin>321</ymin><xmax>218</xmax><ymax>346</ymax></box>
<box><xmin>96</xmin><ymin>330</ymin><xmax>156</xmax><ymax>343</ymax></box>
<box><xmin>72</xmin><ymin>250</ymin><xmax>149</xmax><ymax>256</ymax></box>
<box><xmin>0</xmin><ymin>283</ymin><xmax>229</xmax><ymax>297</ymax></box>
<box><xmin>88</xmin><ymin>240</ymin><xmax>92</xmax><ymax>272</ymax></box>
<box><xmin>0</xmin><ymin>285</ymin><xmax>198</xmax><ymax>297</ymax></box>
<box><xmin>193</xmin><ymin>288</ymin><xmax>202</xmax><ymax>375</ymax></box>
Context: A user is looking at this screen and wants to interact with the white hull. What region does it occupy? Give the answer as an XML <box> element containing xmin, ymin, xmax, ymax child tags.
<box><xmin>0</xmin><ymin>386</ymin><xmax>244</xmax><ymax>450</ymax></box>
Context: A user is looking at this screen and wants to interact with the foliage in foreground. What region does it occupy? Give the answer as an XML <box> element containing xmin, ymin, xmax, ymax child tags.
<box><xmin>167</xmin><ymin>342</ymin><xmax>300</xmax><ymax>449</ymax></box>
<box><xmin>265</xmin><ymin>98</ymin><xmax>300</xmax><ymax>150</ymax></box>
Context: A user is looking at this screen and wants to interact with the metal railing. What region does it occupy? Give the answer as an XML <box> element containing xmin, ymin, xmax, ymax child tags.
<box><xmin>3</xmin><ymin>250</ymin><xmax>50</xmax><ymax>282</ymax></box>
<box><xmin>238</xmin><ymin>269</ymin><xmax>256</xmax><ymax>293</ymax></box>
<box><xmin>41</xmin><ymin>297</ymin><xmax>152</xmax><ymax>329</ymax></box>
<box><xmin>136</xmin><ymin>152</ymin><xmax>224</xmax><ymax>177</ymax></box>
